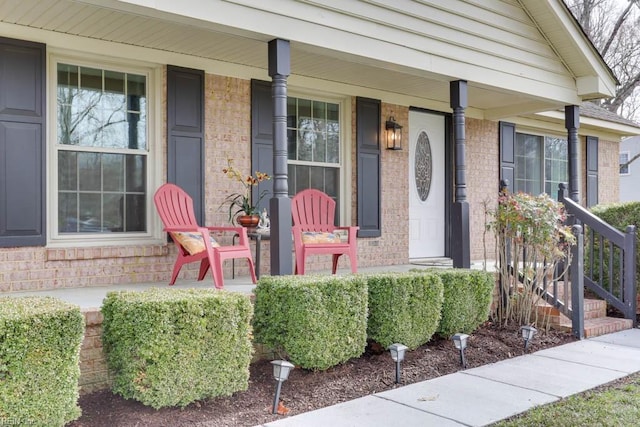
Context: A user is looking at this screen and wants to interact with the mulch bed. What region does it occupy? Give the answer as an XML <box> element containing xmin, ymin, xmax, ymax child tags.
<box><xmin>68</xmin><ymin>322</ymin><xmax>576</xmax><ymax>427</ymax></box>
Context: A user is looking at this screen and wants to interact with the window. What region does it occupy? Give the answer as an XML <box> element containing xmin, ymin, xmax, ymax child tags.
<box><xmin>52</xmin><ymin>59</ymin><xmax>154</xmax><ymax>242</ymax></box>
<box><xmin>620</xmin><ymin>152</ymin><xmax>630</xmax><ymax>175</ymax></box>
<box><xmin>515</xmin><ymin>132</ymin><xmax>567</xmax><ymax>198</ymax></box>
<box><xmin>287</xmin><ymin>96</ymin><xmax>341</xmax><ymax>211</ymax></box>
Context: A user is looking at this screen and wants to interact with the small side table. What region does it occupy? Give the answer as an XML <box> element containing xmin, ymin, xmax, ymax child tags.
<box><xmin>232</xmin><ymin>230</ymin><xmax>270</xmax><ymax>279</ymax></box>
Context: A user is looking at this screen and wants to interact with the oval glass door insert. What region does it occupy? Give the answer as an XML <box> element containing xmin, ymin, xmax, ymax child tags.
<box><xmin>415</xmin><ymin>131</ymin><xmax>433</xmax><ymax>202</ymax></box>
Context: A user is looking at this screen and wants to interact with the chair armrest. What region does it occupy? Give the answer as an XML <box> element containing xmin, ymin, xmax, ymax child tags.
<box><xmin>201</xmin><ymin>226</ymin><xmax>251</xmax><ymax>246</ymax></box>
<box><xmin>334</xmin><ymin>226</ymin><xmax>359</xmax><ymax>241</ymax></box>
<box><xmin>163</xmin><ymin>226</ymin><xmax>200</xmax><ymax>233</ymax></box>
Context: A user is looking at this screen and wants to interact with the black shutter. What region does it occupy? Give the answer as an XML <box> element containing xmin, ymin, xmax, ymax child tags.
<box><xmin>586</xmin><ymin>136</ymin><xmax>598</xmax><ymax>207</ymax></box>
<box><xmin>167</xmin><ymin>65</ymin><xmax>204</xmax><ymax>224</ymax></box>
<box><xmin>251</xmin><ymin>79</ymin><xmax>274</xmax><ymax>214</ymax></box>
<box><xmin>356</xmin><ymin>97</ymin><xmax>381</xmax><ymax>237</ymax></box>
<box><xmin>499</xmin><ymin>121</ymin><xmax>516</xmax><ymax>193</ymax></box>
<box><xmin>0</xmin><ymin>38</ymin><xmax>45</xmax><ymax>247</ymax></box>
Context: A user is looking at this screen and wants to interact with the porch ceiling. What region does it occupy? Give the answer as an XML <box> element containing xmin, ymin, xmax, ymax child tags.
<box><xmin>0</xmin><ymin>0</ymin><xmax>566</xmax><ymax>118</ymax></box>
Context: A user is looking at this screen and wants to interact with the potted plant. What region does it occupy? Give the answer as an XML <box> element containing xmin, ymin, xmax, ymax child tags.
<box><xmin>221</xmin><ymin>158</ymin><xmax>271</xmax><ymax>227</ymax></box>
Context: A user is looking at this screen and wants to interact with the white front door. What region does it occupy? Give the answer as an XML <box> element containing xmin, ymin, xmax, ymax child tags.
<box><xmin>408</xmin><ymin>110</ymin><xmax>445</xmax><ymax>258</ymax></box>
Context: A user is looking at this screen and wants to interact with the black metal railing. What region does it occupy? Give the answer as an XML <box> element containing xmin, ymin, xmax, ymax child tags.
<box><xmin>558</xmin><ymin>184</ymin><xmax>637</xmax><ymax>331</ymax></box>
<box><xmin>497</xmin><ymin>181</ymin><xmax>636</xmax><ymax>339</ymax></box>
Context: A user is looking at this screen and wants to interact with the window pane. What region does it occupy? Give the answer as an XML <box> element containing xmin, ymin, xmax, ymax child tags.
<box><xmin>310</xmin><ymin>166</ymin><xmax>324</xmax><ymax>189</ymax></box>
<box><xmin>103</xmin><ymin>193</ymin><xmax>124</xmax><ymax>232</ymax></box>
<box><xmin>287</xmin><ymin>129</ymin><xmax>296</xmax><ymax>160</ymax></box>
<box><xmin>298</xmin><ymin>118</ymin><xmax>315</xmax><ymax>161</ymax></box>
<box><xmin>295</xmin><ymin>165</ymin><xmax>310</xmax><ymax>192</ymax></box>
<box><xmin>126</xmin><ymin>155</ymin><xmax>146</xmax><ymax>192</ymax></box>
<box><xmin>80</xmin><ymin>67</ymin><xmax>102</xmax><ymax>91</ymax></box>
<box><xmin>126</xmin><ymin>194</ymin><xmax>146</xmax><ymax>232</ymax></box>
<box><xmin>313</xmin><ymin>132</ymin><xmax>327</xmax><ymax>163</ymax></box>
<box><xmin>78</xmin><ymin>193</ymin><xmax>101</xmax><ymax>232</ymax></box>
<box><xmin>58</xmin><ymin>193</ymin><xmax>77</xmax><ymax>232</ymax></box>
<box><xmin>78</xmin><ymin>152</ymin><xmax>101</xmax><ymax>191</ymax></box>
<box><xmin>103</xmin><ymin>154</ymin><xmax>124</xmax><ymax>192</ymax></box>
<box><xmin>58</xmin><ymin>151</ymin><xmax>77</xmax><ymax>191</ymax></box>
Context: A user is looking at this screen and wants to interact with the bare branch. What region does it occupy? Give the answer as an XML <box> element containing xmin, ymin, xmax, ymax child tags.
<box><xmin>601</xmin><ymin>1</ymin><xmax>634</xmax><ymax>56</ymax></box>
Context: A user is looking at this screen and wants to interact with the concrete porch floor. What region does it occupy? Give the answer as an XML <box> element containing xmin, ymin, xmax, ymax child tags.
<box><xmin>4</xmin><ymin>259</ymin><xmax>489</xmax><ymax>310</ymax></box>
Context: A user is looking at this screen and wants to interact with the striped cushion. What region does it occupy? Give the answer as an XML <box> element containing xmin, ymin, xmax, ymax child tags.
<box><xmin>301</xmin><ymin>231</ymin><xmax>342</xmax><ymax>244</ymax></box>
<box><xmin>171</xmin><ymin>232</ymin><xmax>220</xmax><ymax>255</ymax></box>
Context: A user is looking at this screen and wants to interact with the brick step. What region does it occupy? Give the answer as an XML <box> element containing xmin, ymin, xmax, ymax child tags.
<box><xmin>553</xmin><ymin>316</ymin><xmax>634</xmax><ymax>338</ymax></box>
<box><xmin>536</xmin><ymin>298</ymin><xmax>606</xmax><ymax>323</ymax></box>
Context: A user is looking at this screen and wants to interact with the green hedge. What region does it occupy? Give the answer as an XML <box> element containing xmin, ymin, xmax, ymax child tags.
<box><xmin>0</xmin><ymin>297</ymin><xmax>84</xmax><ymax>427</ymax></box>
<box><xmin>431</xmin><ymin>269</ymin><xmax>493</xmax><ymax>337</ymax></box>
<box><xmin>102</xmin><ymin>288</ymin><xmax>253</xmax><ymax>409</ymax></box>
<box><xmin>590</xmin><ymin>201</ymin><xmax>640</xmax><ymax>293</ymax></box>
<box><xmin>253</xmin><ymin>275</ymin><xmax>368</xmax><ymax>370</ymax></box>
<box><xmin>366</xmin><ymin>272</ymin><xmax>444</xmax><ymax>350</ymax></box>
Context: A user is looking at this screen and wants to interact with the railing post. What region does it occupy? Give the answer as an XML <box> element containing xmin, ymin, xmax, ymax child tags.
<box><xmin>571</xmin><ymin>224</ymin><xmax>585</xmax><ymax>340</ymax></box>
<box><xmin>498</xmin><ymin>180</ymin><xmax>510</xmax><ymax>309</ymax></box>
<box><xmin>624</xmin><ymin>225</ymin><xmax>637</xmax><ymax>325</ymax></box>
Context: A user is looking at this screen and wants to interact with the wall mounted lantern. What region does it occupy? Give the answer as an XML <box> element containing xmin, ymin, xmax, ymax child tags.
<box><xmin>452</xmin><ymin>333</ymin><xmax>469</xmax><ymax>368</ymax></box>
<box><xmin>385</xmin><ymin>116</ymin><xmax>403</xmax><ymax>150</ymax></box>
<box><xmin>388</xmin><ymin>343</ymin><xmax>408</xmax><ymax>384</ymax></box>
<box><xmin>271</xmin><ymin>360</ymin><xmax>294</xmax><ymax>414</ymax></box>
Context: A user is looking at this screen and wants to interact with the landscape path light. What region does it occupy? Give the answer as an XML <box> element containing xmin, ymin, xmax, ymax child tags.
<box><xmin>452</xmin><ymin>333</ymin><xmax>469</xmax><ymax>368</ymax></box>
<box><xmin>521</xmin><ymin>325</ymin><xmax>537</xmax><ymax>351</ymax></box>
<box><xmin>388</xmin><ymin>343</ymin><xmax>408</xmax><ymax>384</ymax></box>
<box><xmin>271</xmin><ymin>360</ymin><xmax>294</xmax><ymax>414</ymax></box>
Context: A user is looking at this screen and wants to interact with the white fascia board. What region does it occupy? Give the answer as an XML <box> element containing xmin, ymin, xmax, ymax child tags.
<box><xmin>505</xmin><ymin>115</ymin><xmax>634</xmax><ymax>141</ymax></box>
<box><xmin>535</xmin><ymin>110</ymin><xmax>640</xmax><ymax>137</ymax></box>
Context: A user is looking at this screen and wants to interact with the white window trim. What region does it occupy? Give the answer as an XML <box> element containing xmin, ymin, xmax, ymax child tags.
<box><xmin>620</xmin><ymin>151</ymin><xmax>631</xmax><ymax>176</ymax></box>
<box><xmin>287</xmin><ymin>88</ymin><xmax>352</xmax><ymax>224</ymax></box>
<box><xmin>47</xmin><ymin>53</ymin><xmax>164</xmax><ymax>248</ymax></box>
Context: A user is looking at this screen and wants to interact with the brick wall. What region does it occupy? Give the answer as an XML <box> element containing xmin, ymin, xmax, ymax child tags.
<box><xmin>466</xmin><ymin>118</ymin><xmax>499</xmax><ymax>261</ymax></box>
<box><xmin>79</xmin><ymin>309</ymin><xmax>110</xmax><ymax>394</ymax></box>
<box><xmin>348</xmin><ymin>101</ymin><xmax>410</xmax><ymax>269</ymax></box>
<box><xmin>596</xmin><ymin>138</ymin><xmax>620</xmax><ymax>204</ymax></box>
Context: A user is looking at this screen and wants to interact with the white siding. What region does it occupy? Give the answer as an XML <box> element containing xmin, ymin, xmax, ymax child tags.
<box><xmin>620</xmin><ymin>136</ymin><xmax>640</xmax><ymax>202</ymax></box>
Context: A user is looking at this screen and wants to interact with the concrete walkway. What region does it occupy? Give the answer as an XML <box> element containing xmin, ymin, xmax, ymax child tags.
<box><xmin>260</xmin><ymin>329</ymin><xmax>640</xmax><ymax>427</ymax></box>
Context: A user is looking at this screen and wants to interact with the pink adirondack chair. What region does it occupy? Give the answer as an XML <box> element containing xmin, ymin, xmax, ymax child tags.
<box><xmin>153</xmin><ymin>183</ymin><xmax>257</xmax><ymax>289</ymax></box>
<box><xmin>291</xmin><ymin>189</ymin><xmax>359</xmax><ymax>275</ymax></box>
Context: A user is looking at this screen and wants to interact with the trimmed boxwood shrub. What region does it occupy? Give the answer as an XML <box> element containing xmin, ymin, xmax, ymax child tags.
<box><xmin>253</xmin><ymin>275</ymin><xmax>368</xmax><ymax>370</ymax></box>
<box><xmin>0</xmin><ymin>297</ymin><xmax>84</xmax><ymax>427</ymax></box>
<box><xmin>366</xmin><ymin>272</ymin><xmax>444</xmax><ymax>350</ymax></box>
<box><xmin>430</xmin><ymin>269</ymin><xmax>493</xmax><ymax>337</ymax></box>
<box><xmin>102</xmin><ymin>288</ymin><xmax>253</xmax><ymax>409</ymax></box>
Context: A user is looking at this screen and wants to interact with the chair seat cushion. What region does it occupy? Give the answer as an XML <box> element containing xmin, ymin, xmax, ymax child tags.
<box><xmin>301</xmin><ymin>231</ymin><xmax>342</xmax><ymax>244</ymax></box>
<box><xmin>171</xmin><ymin>232</ymin><xmax>220</xmax><ymax>255</ymax></box>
